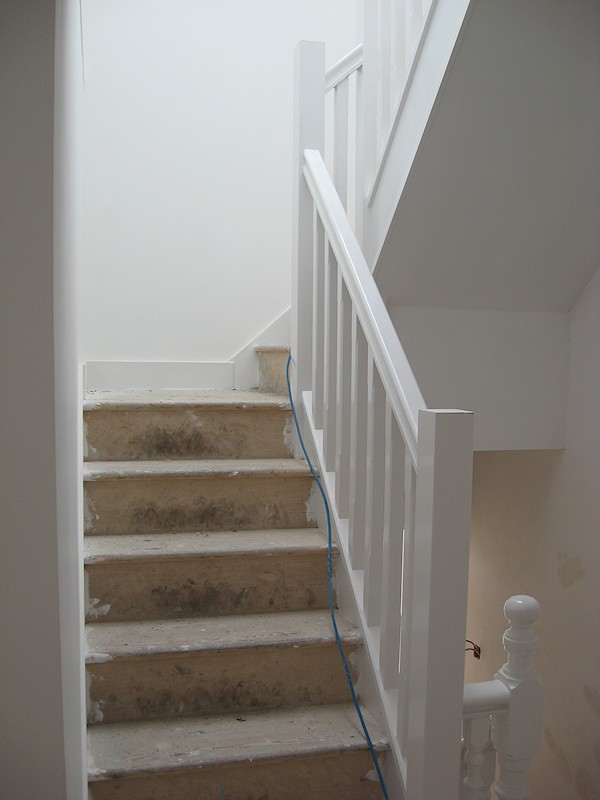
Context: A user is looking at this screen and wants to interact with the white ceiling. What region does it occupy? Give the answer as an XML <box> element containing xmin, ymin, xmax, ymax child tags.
<box><xmin>375</xmin><ymin>0</ymin><xmax>600</xmax><ymax>312</ymax></box>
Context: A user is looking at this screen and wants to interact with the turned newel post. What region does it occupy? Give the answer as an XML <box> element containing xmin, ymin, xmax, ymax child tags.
<box><xmin>491</xmin><ymin>596</ymin><xmax>544</xmax><ymax>800</ymax></box>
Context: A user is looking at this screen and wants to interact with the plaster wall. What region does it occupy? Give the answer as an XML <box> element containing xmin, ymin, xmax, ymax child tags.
<box><xmin>389</xmin><ymin>306</ymin><xmax>569</xmax><ymax>451</ymax></box>
<box><xmin>465</xmin><ymin>267</ymin><xmax>600</xmax><ymax>799</ymax></box>
<box><xmin>0</xmin><ymin>2</ymin><xmax>67</xmax><ymax>797</ymax></box>
<box><xmin>80</xmin><ymin>0</ymin><xmax>357</xmax><ymax>364</ymax></box>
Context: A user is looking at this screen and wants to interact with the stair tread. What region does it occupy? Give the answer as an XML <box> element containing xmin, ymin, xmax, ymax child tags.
<box><xmin>84</xmin><ymin>388</ymin><xmax>289</xmax><ymax>411</ymax></box>
<box><xmin>86</xmin><ymin>609</ymin><xmax>360</xmax><ymax>661</ymax></box>
<box><xmin>83</xmin><ymin>458</ymin><xmax>311</xmax><ymax>481</ymax></box>
<box><xmin>84</xmin><ymin>529</ymin><xmax>328</xmax><ymax>562</ymax></box>
<box><xmin>87</xmin><ymin>703</ymin><xmax>387</xmax><ymax>779</ymax></box>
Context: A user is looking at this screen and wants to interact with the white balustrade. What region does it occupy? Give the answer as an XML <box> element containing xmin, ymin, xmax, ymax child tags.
<box><xmin>460</xmin><ymin>597</ymin><xmax>543</xmax><ymax>800</ymax></box>
<box><xmin>292</xmin><ymin>29</ymin><xmax>543</xmax><ymax>800</ymax></box>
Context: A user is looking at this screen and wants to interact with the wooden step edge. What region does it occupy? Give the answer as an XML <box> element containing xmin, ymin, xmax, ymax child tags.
<box><xmin>85</xmin><ymin>610</ymin><xmax>360</xmax><ymax>662</ymax></box>
<box><xmin>84</xmin><ymin>388</ymin><xmax>290</xmax><ymax>411</ymax></box>
<box><xmin>84</xmin><ymin>530</ymin><xmax>331</xmax><ymax>564</ymax></box>
<box><xmin>83</xmin><ymin>458</ymin><xmax>312</xmax><ymax>482</ymax></box>
<box><xmin>87</xmin><ymin>703</ymin><xmax>388</xmax><ymax>781</ymax></box>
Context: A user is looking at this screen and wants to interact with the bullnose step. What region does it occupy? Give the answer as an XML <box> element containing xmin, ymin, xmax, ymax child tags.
<box><xmin>87</xmin><ymin>703</ymin><xmax>388</xmax><ymax>800</ymax></box>
<box><xmin>85</xmin><ymin>530</ymin><xmax>333</xmax><ymax>623</ymax></box>
<box><xmin>85</xmin><ymin>610</ymin><xmax>361</xmax><ymax>724</ymax></box>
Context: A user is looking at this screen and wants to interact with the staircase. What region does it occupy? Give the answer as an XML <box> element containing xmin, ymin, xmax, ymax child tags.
<box><xmin>84</xmin><ymin>349</ymin><xmax>387</xmax><ymax>799</ymax></box>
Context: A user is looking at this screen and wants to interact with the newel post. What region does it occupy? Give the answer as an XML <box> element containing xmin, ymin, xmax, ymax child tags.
<box><xmin>291</xmin><ymin>41</ymin><xmax>325</xmax><ymax>430</ymax></box>
<box><xmin>492</xmin><ymin>596</ymin><xmax>544</xmax><ymax>800</ymax></box>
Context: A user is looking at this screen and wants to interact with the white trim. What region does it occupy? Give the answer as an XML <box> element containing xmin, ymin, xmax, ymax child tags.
<box><xmin>231</xmin><ymin>308</ymin><xmax>291</xmax><ymax>390</ymax></box>
<box><xmin>84</xmin><ymin>361</ymin><xmax>234</xmax><ymax>392</ymax></box>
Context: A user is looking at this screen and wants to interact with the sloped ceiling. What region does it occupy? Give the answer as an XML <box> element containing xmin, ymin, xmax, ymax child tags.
<box><xmin>375</xmin><ymin>0</ymin><xmax>600</xmax><ymax>312</ymax></box>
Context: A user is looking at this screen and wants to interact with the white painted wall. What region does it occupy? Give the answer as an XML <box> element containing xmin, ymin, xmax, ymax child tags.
<box><xmin>0</xmin><ymin>2</ymin><xmax>67</xmax><ymax>797</ymax></box>
<box><xmin>389</xmin><ymin>306</ymin><xmax>569</xmax><ymax>450</ymax></box>
<box><xmin>80</xmin><ymin>0</ymin><xmax>358</xmax><ymax>366</ymax></box>
<box><xmin>465</xmin><ymin>267</ymin><xmax>600</xmax><ymax>799</ymax></box>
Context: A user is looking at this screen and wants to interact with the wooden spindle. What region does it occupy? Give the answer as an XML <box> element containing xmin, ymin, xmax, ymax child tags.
<box><xmin>462</xmin><ymin>716</ymin><xmax>496</xmax><ymax>800</ymax></box>
<box><xmin>348</xmin><ymin>314</ymin><xmax>368</xmax><ymax>569</ymax></box>
<box><xmin>397</xmin><ymin>452</ymin><xmax>416</xmax><ymax>752</ymax></box>
<box><xmin>322</xmin><ymin>244</ymin><xmax>338</xmax><ymax>471</ymax></box>
<box><xmin>311</xmin><ymin>208</ymin><xmax>325</xmax><ymax>428</ymax></box>
<box><xmin>379</xmin><ymin>402</ymin><xmax>405</xmax><ymax>688</ymax></box>
<box><xmin>363</xmin><ymin>361</ymin><xmax>386</xmax><ymax>627</ymax></box>
<box><xmin>335</xmin><ymin>275</ymin><xmax>352</xmax><ymax>517</ymax></box>
<box><xmin>333</xmin><ymin>79</ymin><xmax>349</xmax><ymax>210</ymax></box>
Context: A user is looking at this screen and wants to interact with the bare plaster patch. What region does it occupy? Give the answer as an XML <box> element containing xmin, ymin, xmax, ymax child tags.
<box><xmin>557</xmin><ymin>553</ymin><xmax>586</xmax><ymax>588</ymax></box>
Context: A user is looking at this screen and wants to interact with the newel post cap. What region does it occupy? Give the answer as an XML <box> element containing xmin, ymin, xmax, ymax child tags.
<box><xmin>504</xmin><ymin>595</ymin><xmax>540</xmax><ymax>627</ymax></box>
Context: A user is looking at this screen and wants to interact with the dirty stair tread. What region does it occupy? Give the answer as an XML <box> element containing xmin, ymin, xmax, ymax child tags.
<box><xmin>83</xmin><ymin>458</ymin><xmax>311</xmax><ymax>481</ymax></box>
<box><xmin>87</xmin><ymin>703</ymin><xmax>387</xmax><ymax>780</ymax></box>
<box><xmin>84</xmin><ymin>529</ymin><xmax>329</xmax><ymax>563</ymax></box>
<box><xmin>86</xmin><ymin>608</ymin><xmax>360</xmax><ymax>661</ymax></box>
<box><xmin>84</xmin><ymin>388</ymin><xmax>290</xmax><ymax>411</ymax></box>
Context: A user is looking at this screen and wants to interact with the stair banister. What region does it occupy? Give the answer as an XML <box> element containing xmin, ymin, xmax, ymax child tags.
<box><xmin>461</xmin><ymin>596</ymin><xmax>543</xmax><ymax>800</ymax></box>
<box><xmin>293</xmin><ymin>39</ymin><xmax>475</xmax><ymax>800</ymax></box>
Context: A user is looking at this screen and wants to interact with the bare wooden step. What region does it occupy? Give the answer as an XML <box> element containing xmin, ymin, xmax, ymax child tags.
<box><xmin>86</xmin><ymin>610</ymin><xmax>360</xmax><ymax>724</ymax></box>
<box><xmin>84</xmin><ymin>390</ymin><xmax>292</xmax><ymax>462</ymax></box>
<box><xmin>85</xmin><ymin>530</ymin><xmax>332</xmax><ymax>623</ymax></box>
<box><xmin>87</xmin><ymin>703</ymin><xmax>388</xmax><ymax>800</ymax></box>
<box><xmin>84</xmin><ymin>459</ymin><xmax>315</xmax><ymax>535</ymax></box>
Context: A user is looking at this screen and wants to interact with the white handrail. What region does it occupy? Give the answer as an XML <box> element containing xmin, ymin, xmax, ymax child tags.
<box><xmin>463</xmin><ymin>680</ymin><xmax>510</xmax><ymax>718</ymax></box>
<box><xmin>325</xmin><ymin>43</ymin><xmax>363</xmax><ymax>92</ymax></box>
<box><xmin>302</xmin><ymin>148</ymin><xmax>425</xmax><ymax>461</ymax></box>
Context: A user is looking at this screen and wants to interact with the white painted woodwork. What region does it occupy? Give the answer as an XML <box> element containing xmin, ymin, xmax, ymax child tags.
<box><xmin>397</xmin><ymin>454</ymin><xmax>416</xmax><ymax>757</ymax></box>
<box><xmin>492</xmin><ymin>596</ymin><xmax>544</xmax><ymax>800</ymax></box>
<box><xmin>361</xmin><ymin>0</ymin><xmax>471</xmax><ymax>267</ymax></box>
<box><xmin>302</xmin><ymin>149</ymin><xmax>425</xmax><ymax>462</ymax></box>
<box><xmin>335</xmin><ymin>276</ymin><xmax>352</xmax><ymax>517</ymax></box>
<box><xmin>348</xmin><ymin>315</ymin><xmax>369</xmax><ymax>569</ymax></box>
<box><xmin>333</xmin><ymin>79</ymin><xmax>349</xmax><ymax>210</ymax></box>
<box><xmin>84</xmin><ymin>361</ymin><xmax>235</xmax><ymax>392</ymax></box>
<box><xmin>312</xmin><ymin>211</ymin><xmax>326</xmax><ymax>428</ymax></box>
<box><xmin>323</xmin><ymin>245</ymin><xmax>338</xmax><ymax>471</ymax></box>
<box><xmin>379</xmin><ymin>402</ymin><xmax>404</xmax><ymax>689</ymax></box>
<box><xmin>325</xmin><ymin>44</ymin><xmax>364</xmax><ymax>93</ymax></box>
<box><xmin>461</xmin><ymin>716</ymin><xmax>496</xmax><ymax>800</ymax></box>
<box><xmin>363</xmin><ymin>362</ymin><xmax>386</xmax><ymax>627</ymax></box>
<box><xmin>293</xmin><ymin>25</ymin><xmax>545</xmax><ymax>800</ymax></box>
<box><xmin>292</xmin><ymin>41</ymin><xmax>325</xmax><ymax>412</ymax></box>
<box><xmin>404</xmin><ymin>410</ymin><xmax>474</xmax><ymax>800</ymax></box>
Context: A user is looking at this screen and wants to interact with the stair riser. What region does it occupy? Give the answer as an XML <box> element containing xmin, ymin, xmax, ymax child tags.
<box><xmin>258</xmin><ymin>349</ymin><xmax>290</xmax><ymax>395</ymax></box>
<box><xmin>87</xmin><ymin>642</ymin><xmax>358</xmax><ymax>724</ymax></box>
<box><xmin>86</xmin><ymin>552</ymin><xmax>331</xmax><ymax>622</ymax></box>
<box><xmin>88</xmin><ymin>750</ymin><xmax>386</xmax><ymax>800</ymax></box>
<box><xmin>85</xmin><ymin>474</ymin><xmax>314</xmax><ymax>535</ymax></box>
<box><xmin>85</xmin><ymin>408</ymin><xmax>292</xmax><ymax>461</ymax></box>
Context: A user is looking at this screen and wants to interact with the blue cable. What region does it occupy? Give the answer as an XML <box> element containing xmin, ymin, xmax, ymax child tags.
<box><xmin>285</xmin><ymin>355</ymin><xmax>390</xmax><ymax>800</ymax></box>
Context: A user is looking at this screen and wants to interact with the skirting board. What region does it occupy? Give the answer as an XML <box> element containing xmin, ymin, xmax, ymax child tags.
<box><xmin>84</xmin><ymin>361</ymin><xmax>234</xmax><ymax>392</ymax></box>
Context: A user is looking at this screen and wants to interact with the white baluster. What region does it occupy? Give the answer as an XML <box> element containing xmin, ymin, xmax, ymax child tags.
<box><xmin>335</xmin><ymin>274</ymin><xmax>352</xmax><ymax>517</ymax></box>
<box><xmin>462</xmin><ymin>716</ymin><xmax>496</xmax><ymax>800</ymax></box>
<box><xmin>292</xmin><ymin>42</ymin><xmax>324</xmax><ymax>413</ymax></box>
<box><xmin>397</xmin><ymin>452</ymin><xmax>416</xmax><ymax>754</ymax></box>
<box><xmin>348</xmin><ymin>314</ymin><xmax>368</xmax><ymax>568</ymax></box>
<box><xmin>311</xmin><ymin>208</ymin><xmax>325</xmax><ymax>428</ymax></box>
<box><xmin>379</xmin><ymin>402</ymin><xmax>404</xmax><ymax>689</ymax></box>
<box><xmin>363</xmin><ymin>360</ymin><xmax>386</xmax><ymax>626</ymax></box>
<box><xmin>322</xmin><ymin>245</ymin><xmax>337</xmax><ymax>471</ymax></box>
<box><xmin>333</xmin><ymin>79</ymin><xmax>349</xmax><ymax>210</ymax></box>
<box><xmin>492</xmin><ymin>596</ymin><xmax>544</xmax><ymax>800</ymax></box>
